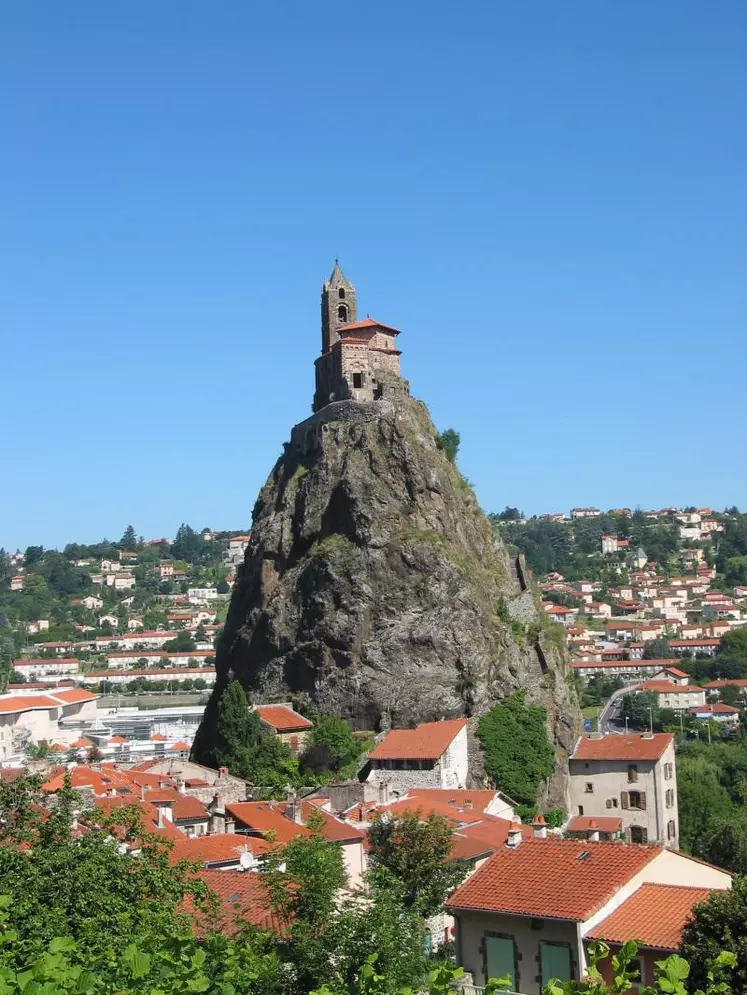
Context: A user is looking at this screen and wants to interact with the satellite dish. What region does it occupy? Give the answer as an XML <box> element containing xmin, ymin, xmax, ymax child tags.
<box><xmin>239</xmin><ymin>850</ymin><xmax>253</xmax><ymax>871</ymax></box>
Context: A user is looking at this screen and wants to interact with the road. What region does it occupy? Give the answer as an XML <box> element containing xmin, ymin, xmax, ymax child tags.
<box><xmin>597</xmin><ymin>685</ymin><xmax>634</xmax><ymax>735</ymax></box>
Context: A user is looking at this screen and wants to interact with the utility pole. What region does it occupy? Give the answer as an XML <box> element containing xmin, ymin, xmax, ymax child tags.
<box><xmin>648</xmin><ymin>706</ymin><xmax>654</xmax><ymax>735</ymax></box>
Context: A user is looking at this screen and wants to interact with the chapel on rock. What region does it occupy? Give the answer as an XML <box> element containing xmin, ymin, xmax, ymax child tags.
<box><xmin>313</xmin><ymin>262</ymin><xmax>410</xmax><ymax>412</ymax></box>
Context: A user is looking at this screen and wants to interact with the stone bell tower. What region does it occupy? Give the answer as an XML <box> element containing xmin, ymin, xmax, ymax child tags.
<box><xmin>321</xmin><ymin>260</ymin><xmax>357</xmax><ymax>354</ymax></box>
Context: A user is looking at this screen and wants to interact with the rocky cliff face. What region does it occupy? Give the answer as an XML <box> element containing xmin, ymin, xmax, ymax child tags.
<box><xmin>193</xmin><ymin>396</ymin><xmax>580</xmax><ymax>807</ymax></box>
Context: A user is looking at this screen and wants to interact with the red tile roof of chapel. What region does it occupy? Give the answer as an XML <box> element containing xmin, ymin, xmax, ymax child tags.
<box><xmin>336</xmin><ymin>317</ymin><xmax>401</xmax><ymax>334</ymax></box>
<box><xmin>369</xmin><ymin>719</ymin><xmax>467</xmax><ymax>760</ymax></box>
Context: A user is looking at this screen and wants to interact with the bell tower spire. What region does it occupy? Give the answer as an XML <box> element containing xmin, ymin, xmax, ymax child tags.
<box><xmin>321</xmin><ymin>260</ymin><xmax>357</xmax><ymax>354</ymax></box>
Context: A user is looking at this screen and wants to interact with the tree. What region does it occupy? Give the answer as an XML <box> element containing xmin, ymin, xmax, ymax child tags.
<box><xmin>476</xmin><ymin>693</ymin><xmax>555</xmax><ymax>805</ymax></box>
<box><xmin>367</xmin><ymin>811</ymin><xmax>466</xmax><ymax>916</ymax></box>
<box><xmin>23</xmin><ymin>546</ymin><xmax>44</xmax><ymax>566</ymax></box>
<box><xmin>642</xmin><ymin>638</ymin><xmax>673</xmax><ymax>660</ymax></box>
<box><xmin>720</xmin><ymin>684</ymin><xmax>742</xmax><ymax>708</ymax></box>
<box><xmin>0</xmin><ymin>774</ymin><xmax>206</xmax><ymax>967</ymax></box>
<box><xmin>620</xmin><ymin>691</ymin><xmax>660</xmax><ymax>731</ymax></box>
<box><xmin>301</xmin><ymin>715</ymin><xmax>361</xmax><ymax>779</ymax></box>
<box><xmin>435</xmin><ymin>428</ymin><xmax>460</xmax><ymax>464</ymax></box>
<box><xmin>677</xmin><ymin>755</ymin><xmax>733</xmax><ymax>856</ymax></box>
<box><xmin>163</xmin><ymin>630</ymin><xmax>196</xmax><ymax>653</ymax></box>
<box><xmin>171</xmin><ymin>524</ymin><xmax>204</xmax><ymax>564</ymax></box>
<box><xmin>680</xmin><ymin>876</ymin><xmax>747</xmax><ymax>992</ymax></box>
<box><xmin>216</xmin><ymin>579</ymin><xmax>230</xmax><ymax>594</ymax></box>
<box><xmin>717</xmin><ymin>628</ymin><xmax>747</xmax><ymax>676</ymax></box>
<box><xmin>119</xmin><ymin>525</ymin><xmax>138</xmax><ymax>551</ymax></box>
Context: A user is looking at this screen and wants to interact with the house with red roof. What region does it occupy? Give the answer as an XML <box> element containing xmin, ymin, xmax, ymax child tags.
<box><xmin>254</xmin><ymin>703</ymin><xmax>313</xmax><ymax>756</ymax></box>
<box><xmin>569</xmin><ymin>733</ymin><xmax>679</xmax><ymax>849</ymax></box>
<box><xmin>364</xmin><ymin>719</ymin><xmax>469</xmax><ymax>795</ymax></box>
<box><xmin>227</xmin><ymin>797</ymin><xmax>366</xmax><ymax>889</ymax></box>
<box><xmin>688</xmin><ymin>702</ymin><xmax>740</xmax><ymax>727</ymax></box>
<box><xmin>446</xmin><ymin>837</ymin><xmax>731</xmax><ymax>994</ymax></box>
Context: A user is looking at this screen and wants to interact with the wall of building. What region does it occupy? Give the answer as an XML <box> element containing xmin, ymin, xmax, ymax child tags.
<box><xmin>455</xmin><ymin>909</ymin><xmax>580</xmax><ymax>994</ymax></box>
<box><xmin>569</xmin><ymin>740</ymin><xmax>679</xmax><ymax>847</ymax></box>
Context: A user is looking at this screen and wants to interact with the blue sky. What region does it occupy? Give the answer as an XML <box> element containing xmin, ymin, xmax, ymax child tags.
<box><xmin>2</xmin><ymin>1</ymin><xmax>745</xmax><ymax>551</ymax></box>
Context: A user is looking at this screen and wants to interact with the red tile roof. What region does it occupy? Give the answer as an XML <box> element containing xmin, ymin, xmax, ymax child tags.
<box><xmin>638</xmin><ymin>680</ymin><xmax>704</xmax><ymax>694</ymax></box>
<box><xmin>446</xmin><ymin>839</ymin><xmax>660</xmax><ymax>921</ymax></box>
<box><xmin>572</xmin><ymin>734</ymin><xmax>673</xmax><ymax>763</ymax></box>
<box><xmin>0</xmin><ymin>695</ymin><xmax>63</xmax><ymax>713</ymax></box>
<box><xmin>170</xmin><ymin>834</ymin><xmax>274</xmax><ymax>867</ymax></box>
<box><xmin>171</xmin><ymin>796</ymin><xmax>210</xmax><ymax>821</ymax></box>
<box><xmin>408</xmin><ymin>788</ymin><xmax>502</xmax><ymax>814</ymax></box>
<box><xmin>369</xmin><ymin>719</ymin><xmax>467</xmax><ymax>760</ymax></box>
<box><xmin>52</xmin><ymin>689</ymin><xmax>98</xmax><ymax>703</ymax></box>
<box><xmin>226</xmin><ymin>801</ymin><xmax>312</xmax><ymax>843</ymax></box>
<box><xmin>336</xmin><ymin>317</ymin><xmax>400</xmax><ymax>335</ymax></box>
<box><xmin>566</xmin><ymin>816</ymin><xmax>623</xmax><ymax>834</ymax></box>
<box><xmin>689</xmin><ymin>703</ymin><xmax>740</xmax><ymax>715</ymax></box>
<box><xmin>194</xmin><ymin>870</ymin><xmax>280</xmax><ymax>935</ymax></box>
<box><xmin>587</xmin><ymin>883</ymin><xmax>716</xmax><ymax>950</ymax></box>
<box><xmin>256</xmin><ymin>705</ymin><xmax>313</xmax><ymax>732</ymax></box>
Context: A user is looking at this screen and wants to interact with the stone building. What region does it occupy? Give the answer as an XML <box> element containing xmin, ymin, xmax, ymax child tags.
<box><xmin>313</xmin><ymin>262</ymin><xmax>410</xmax><ymax>412</ymax></box>
<box><xmin>363</xmin><ymin>718</ymin><xmax>469</xmax><ymax>795</ymax></box>
<box><xmin>569</xmin><ymin>732</ymin><xmax>679</xmax><ymax>848</ymax></box>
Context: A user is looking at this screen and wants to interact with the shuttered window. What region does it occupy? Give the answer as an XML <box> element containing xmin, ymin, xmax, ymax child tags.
<box><xmin>540</xmin><ymin>942</ymin><xmax>572</xmax><ymax>986</ymax></box>
<box><xmin>484</xmin><ymin>935</ymin><xmax>516</xmax><ymax>989</ymax></box>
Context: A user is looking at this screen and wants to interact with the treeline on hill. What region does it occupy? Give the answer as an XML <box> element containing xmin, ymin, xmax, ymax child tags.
<box><xmin>490</xmin><ymin>507</ymin><xmax>747</xmax><ymax>581</ymax></box>
<box><xmin>0</xmin><ymin>523</ymin><xmax>241</xmax><ymax>676</ymax></box>
<box><xmin>0</xmin><ymin>773</ymin><xmax>742</xmax><ymax>994</ymax></box>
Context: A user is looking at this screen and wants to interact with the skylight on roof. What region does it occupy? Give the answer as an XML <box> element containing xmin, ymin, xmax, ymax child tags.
<box><xmin>578</xmin><ymin>851</ymin><xmax>592</xmax><ymax>861</ymax></box>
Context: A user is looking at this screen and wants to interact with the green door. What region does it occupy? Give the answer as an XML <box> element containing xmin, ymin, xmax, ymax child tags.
<box><xmin>540</xmin><ymin>942</ymin><xmax>572</xmax><ymax>986</ymax></box>
<box><xmin>484</xmin><ymin>936</ymin><xmax>516</xmax><ymax>989</ymax></box>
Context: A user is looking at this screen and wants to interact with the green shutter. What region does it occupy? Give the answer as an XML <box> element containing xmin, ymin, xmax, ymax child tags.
<box><xmin>485</xmin><ymin>936</ymin><xmax>516</xmax><ymax>989</ymax></box>
<box><xmin>540</xmin><ymin>942</ymin><xmax>572</xmax><ymax>985</ymax></box>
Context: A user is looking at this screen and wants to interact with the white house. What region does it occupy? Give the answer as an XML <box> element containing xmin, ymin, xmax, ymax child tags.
<box><xmin>365</xmin><ymin>719</ymin><xmax>469</xmax><ymax>794</ymax></box>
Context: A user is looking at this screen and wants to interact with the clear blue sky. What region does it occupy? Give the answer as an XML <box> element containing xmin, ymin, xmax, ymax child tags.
<box><xmin>2</xmin><ymin>1</ymin><xmax>745</xmax><ymax>551</ymax></box>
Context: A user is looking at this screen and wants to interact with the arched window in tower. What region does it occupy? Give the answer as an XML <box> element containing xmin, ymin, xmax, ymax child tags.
<box><xmin>337</xmin><ymin>303</ymin><xmax>348</xmax><ymax>323</ymax></box>
<box><xmin>338</xmin><ymin>288</ymin><xmax>346</xmax><ymax>299</ymax></box>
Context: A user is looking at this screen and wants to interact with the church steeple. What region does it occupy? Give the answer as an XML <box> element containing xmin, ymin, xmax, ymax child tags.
<box><xmin>321</xmin><ymin>260</ymin><xmax>357</xmax><ymax>354</ymax></box>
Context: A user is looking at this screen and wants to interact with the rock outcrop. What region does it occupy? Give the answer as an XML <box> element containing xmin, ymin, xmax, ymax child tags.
<box><xmin>193</xmin><ymin>396</ymin><xmax>581</xmax><ymax>807</ymax></box>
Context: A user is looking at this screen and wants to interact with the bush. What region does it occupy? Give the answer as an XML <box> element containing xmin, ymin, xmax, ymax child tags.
<box><xmin>476</xmin><ymin>693</ymin><xmax>555</xmax><ymax>805</ymax></box>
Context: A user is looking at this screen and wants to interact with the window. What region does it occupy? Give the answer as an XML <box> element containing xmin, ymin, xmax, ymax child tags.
<box><xmin>666</xmin><ymin>789</ymin><xmax>675</xmax><ymax>808</ymax></box>
<box><xmin>585</xmin><ymin>782</ymin><xmax>594</xmax><ymax>793</ymax></box>
<box><xmin>484</xmin><ymin>935</ymin><xmax>517</xmax><ymax>989</ymax></box>
<box><xmin>338</xmin><ymin>288</ymin><xmax>346</xmax><ymax>299</ymax></box>
<box><xmin>628</xmin><ymin>764</ymin><xmax>639</xmax><ymax>783</ymax></box>
<box><xmin>577</xmin><ymin>805</ymin><xmax>584</xmax><ymax>816</ymax></box>
<box><xmin>630</xmin><ymin>826</ymin><xmax>648</xmax><ymax>844</ymax></box>
<box><xmin>352</xmin><ymin>372</ymin><xmax>362</xmax><ymax>389</ymax></box>
<box><xmin>623</xmin><ymin>790</ymin><xmax>646</xmax><ymax>810</ymax></box>
<box><xmin>667</xmin><ymin>819</ymin><xmax>676</xmax><ymax>840</ymax></box>
<box><xmin>664</xmin><ymin>762</ymin><xmax>674</xmax><ymax>780</ymax></box>
<box><xmin>337</xmin><ymin>303</ymin><xmax>348</xmax><ymax>322</ymax></box>
<box><xmin>629</xmin><ymin>958</ymin><xmax>644</xmax><ymax>985</ymax></box>
<box><xmin>540</xmin><ymin>942</ymin><xmax>572</xmax><ymax>987</ymax></box>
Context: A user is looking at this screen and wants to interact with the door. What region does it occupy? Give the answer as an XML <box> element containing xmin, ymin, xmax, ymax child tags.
<box><xmin>484</xmin><ymin>935</ymin><xmax>516</xmax><ymax>989</ymax></box>
<box><xmin>540</xmin><ymin>942</ymin><xmax>572</xmax><ymax>986</ymax></box>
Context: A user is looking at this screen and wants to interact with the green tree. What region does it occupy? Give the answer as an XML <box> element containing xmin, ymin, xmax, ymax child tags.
<box><xmin>677</xmin><ymin>755</ymin><xmax>733</xmax><ymax>856</ymax></box>
<box><xmin>23</xmin><ymin>546</ymin><xmax>44</xmax><ymax>566</ymax></box>
<box><xmin>620</xmin><ymin>691</ymin><xmax>660</xmax><ymax>731</ymax></box>
<box><xmin>301</xmin><ymin>715</ymin><xmax>362</xmax><ymax>779</ymax></box>
<box><xmin>435</xmin><ymin>428</ymin><xmax>460</xmax><ymax>464</ymax></box>
<box><xmin>680</xmin><ymin>876</ymin><xmax>747</xmax><ymax>992</ymax></box>
<box><xmin>119</xmin><ymin>525</ymin><xmax>138</xmax><ymax>551</ymax></box>
<box><xmin>642</xmin><ymin>638</ymin><xmax>673</xmax><ymax>660</ymax></box>
<box><xmin>216</xmin><ymin>578</ymin><xmax>230</xmax><ymax>594</ymax></box>
<box><xmin>367</xmin><ymin>811</ymin><xmax>466</xmax><ymax>916</ymax></box>
<box><xmin>163</xmin><ymin>630</ymin><xmax>196</xmax><ymax>653</ymax></box>
<box><xmin>476</xmin><ymin>693</ymin><xmax>555</xmax><ymax>805</ymax></box>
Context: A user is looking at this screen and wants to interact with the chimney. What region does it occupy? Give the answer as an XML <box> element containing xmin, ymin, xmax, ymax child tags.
<box><xmin>506</xmin><ymin>822</ymin><xmax>523</xmax><ymax>848</ymax></box>
<box><xmin>463</xmin><ymin>799</ymin><xmax>473</xmax><ymax>811</ymax></box>
<box><xmin>378</xmin><ymin>780</ymin><xmax>390</xmax><ymax>805</ymax></box>
<box><xmin>218</xmin><ymin>766</ymin><xmax>228</xmax><ymax>779</ymax></box>
<box><xmin>140</xmin><ymin>785</ymin><xmax>146</xmax><ymax>801</ymax></box>
<box><xmin>641</xmin><ymin>731</ymin><xmax>655</xmax><ymax>740</ymax></box>
<box><xmin>587</xmin><ymin>820</ymin><xmax>600</xmax><ymax>843</ymax></box>
<box><xmin>176</xmin><ymin>776</ymin><xmax>186</xmax><ymax>794</ymax></box>
<box><xmin>225</xmin><ymin>817</ymin><xmax>235</xmax><ymax>834</ymax></box>
<box><xmin>532</xmin><ymin>814</ymin><xmax>547</xmax><ymax>840</ymax></box>
<box><xmin>157</xmin><ymin>806</ymin><xmax>165</xmax><ymax>830</ymax></box>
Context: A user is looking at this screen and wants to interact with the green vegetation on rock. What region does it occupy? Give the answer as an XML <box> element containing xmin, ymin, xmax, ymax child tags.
<box><xmin>476</xmin><ymin>692</ymin><xmax>556</xmax><ymax>805</ymax></box>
